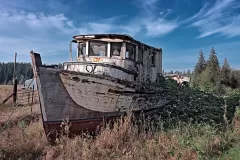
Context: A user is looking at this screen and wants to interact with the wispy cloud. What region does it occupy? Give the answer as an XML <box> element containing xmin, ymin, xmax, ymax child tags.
<box><xmin>188</xmin><ymin>0</ymin><xmax>240</xmax><ymax>38</ymax></box>
<box><xmin>136</xmin><ymin>0</ymin><xmax>179</xmax><ymax>36</ymax></box>
<box><xmin>76</xmin><ymin>0</ymin><xmax>179</xmax><ymax>37</ymax></box>
<box><xmin>144</xmin><ymin>18</ymin><xmax>178</xmax><ymax>37</ymax></box>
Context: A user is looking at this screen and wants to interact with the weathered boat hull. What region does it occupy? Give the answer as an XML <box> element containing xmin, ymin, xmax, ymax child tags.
<box><xmin>30</xmin><ymin>52</ymin><xmax>168</xmax><ymax>139</ymax></box>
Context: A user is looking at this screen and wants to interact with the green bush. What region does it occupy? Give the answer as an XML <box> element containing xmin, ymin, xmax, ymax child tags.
<box><xmin>225</xmin><ymin>89</ymin><xmax>240</xmax><ymax>123</ymax></box>
<box><xmin>152</xmin><ymin>76</ymin><xmax>236</xmax><ymax>126</ymax></box>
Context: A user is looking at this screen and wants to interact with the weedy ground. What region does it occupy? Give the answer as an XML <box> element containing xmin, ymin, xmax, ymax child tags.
<box><xmin>0</xmin><ymin>85</ymin><xmax>240</xmax><ymax>160</ymax></box>
<box><xmin>0</xmin><ymin>85</ymin><xmax>14</xmax><ymax>111</ymax></box>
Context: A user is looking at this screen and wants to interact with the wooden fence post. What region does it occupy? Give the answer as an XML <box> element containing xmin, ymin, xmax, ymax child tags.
<box><xmin>32</xmin><ymin>85</ymin><xmax>34</xmax><ymax>105</ymax></box>
<box><xmin>13</xmin><ymin>78</ymin><xmax>17</xmax><ymax>106</ymax></box>
<box><xmin>28</xmin><ymin>91</ymin><xmax>30</xmax><ymax>105</ymax></box>
<box><xmin>13</xmin><ymin>53</ymin><xmax>17</xmax><ymax>106</ymax></box>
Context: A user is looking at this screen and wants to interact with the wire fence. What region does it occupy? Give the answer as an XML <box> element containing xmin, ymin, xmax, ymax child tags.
<box><xmin>17</xmin><ymin>86</ymin><xmax>39</xmax><ymax>106</ymax></box>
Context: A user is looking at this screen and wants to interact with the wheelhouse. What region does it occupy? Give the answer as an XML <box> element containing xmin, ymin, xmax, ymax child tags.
<box><xmin>64</xmin><ymin>34</ymin><xmax>162</xmax><ymax>83</ymax></box>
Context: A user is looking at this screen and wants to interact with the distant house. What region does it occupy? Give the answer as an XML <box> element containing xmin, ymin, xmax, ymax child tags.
<box><xmin>164</xmin><ymin>74</ymin><xmax>190</xmax><ymax>85</ymax></box>
<box><xmin>23</xmin><ymin>78</ymin><xmax>37</xmax><ymax>91</ymax></box>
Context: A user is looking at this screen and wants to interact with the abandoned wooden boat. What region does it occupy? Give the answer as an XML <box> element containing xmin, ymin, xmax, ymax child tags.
<box><xmin>30</xmin><ymin>34</ymin><xmax>168</xmax><ymax>139</ymax></box>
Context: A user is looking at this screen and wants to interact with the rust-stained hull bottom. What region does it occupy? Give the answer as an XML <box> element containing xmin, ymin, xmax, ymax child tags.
<box><xmin>43</xmin><ymin>115</ymin><xmax>123</xmax><ymax>140</ymax></box>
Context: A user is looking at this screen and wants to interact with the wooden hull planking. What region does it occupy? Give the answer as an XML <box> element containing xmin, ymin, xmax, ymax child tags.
<box><xmin>30</xmin><ymin>51</ymin><xmax>168</xmax><ymax>138</ymax></box>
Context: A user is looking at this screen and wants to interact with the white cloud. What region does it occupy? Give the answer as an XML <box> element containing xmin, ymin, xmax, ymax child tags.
<box><xmin>0</xmin><ymin>9</ymin><xmax>77</xmax><ymax>63</ymax></box>
<box><xmin>0</xmin><ymin>10</ymin><xmax>76</xmax><ymax>35</ymax></box>
<box><xmin>188</xmin><ymin>0</ymin><xmax>240</xmax><ymax>38</ymax></box>
<box><xmin>133</xmin><ymin>0</ymin><xmax>179</xmax><ymax>37</ymax></box>
<box><xmin>145</xmin><ymin>18</ymin><xmax>178</xmax><ymax>36</ymax></box>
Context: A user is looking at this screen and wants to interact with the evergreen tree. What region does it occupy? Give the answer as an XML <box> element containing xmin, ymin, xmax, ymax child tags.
<box><xmin>191</xmin><ymin>49</ymin><xmax>206</xmax><ymax>88</ymax></box>
<box><xmin>195</xmin><ymin>49</ymin><xmax>206</xmax><ymax>73</ymax></box>
<box><xmin>230</xmin><ymin>70</ymin><xmax>240</xmax><ymax>89</ymax></box>
<box><xmin>201</xmin><ymin>47</ymin><xmax>221</xmax><ymax>93</ymax></box>
<box><xmin>221</xmin><ymin>58</ymin><xmax>231</xmax><ymax>86</ymax></box>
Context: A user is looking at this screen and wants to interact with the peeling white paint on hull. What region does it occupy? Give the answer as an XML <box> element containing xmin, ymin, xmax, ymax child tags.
<box><xmin>60</xmin><ymin>72</ymin><xmax>134</xmax><ymax>112</ymax></box>
<box><xmin>59</xmin><ymin>71</ymin><xmax>169</xmax><ymax>113</ymax></box>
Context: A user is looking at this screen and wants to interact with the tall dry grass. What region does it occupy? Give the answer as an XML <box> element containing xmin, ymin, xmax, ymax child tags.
<box><xmin>0</xmin><ymin>121</ymin><xmax>47</xmax><ymax>159</ymax></box>
<box><xmin>49</xmin><ymin>114</ymin><xmax>240</xmax><ymax>160</ymax></box>
<box><xmin>0</xmin><ymin>110</ymin><xmax>239</xmax><ymax>160</ymax></box>
<box><xmin>0</xmin><ymin>85</ymin><xmax>45</xmax><ymax>160</ymax></box>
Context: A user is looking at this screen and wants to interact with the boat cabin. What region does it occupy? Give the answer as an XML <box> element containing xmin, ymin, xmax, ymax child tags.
<box><xmin>64</xmin><ymin>34</ymin><xmax>162</xmax><ymax>83</ymax></box>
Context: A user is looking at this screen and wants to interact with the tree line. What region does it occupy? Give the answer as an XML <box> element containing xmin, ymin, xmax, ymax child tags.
<box><xmin>0</xmin><ymin>62</ymin><xmax>33</xmax><ymax>85</ymax></box>
<box><xmin>190</xmin><ymin>47</ymin><xmax>240</xmax><ymax>95</ymax></box>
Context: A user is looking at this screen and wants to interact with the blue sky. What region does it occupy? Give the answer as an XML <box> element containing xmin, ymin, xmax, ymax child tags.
<box><xmin>0</xmin><ymin>0</ymin><xmax>240</xmax><ymax>71</ymax></box>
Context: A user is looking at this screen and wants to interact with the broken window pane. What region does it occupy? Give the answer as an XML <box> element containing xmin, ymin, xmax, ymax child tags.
<box><xmin>125</xmin><ymin>43</ymin><xmax>135</xmax><ymax>60</ymax></box>
<box><xmin>89</xmin><ymin>41</ymin><xmax>107</xmax><ymax>56</ymax></box>
<box><xmin>111</xmin><ymin>42</ymin><xmax>122</xmax><ymax>56</ymax></box>
<box><xmin>125</xmin><ymin>51</ymin><xmax>129</xmax><ymax>58</ymax></box>
<box><xmin>78</xmin><ymin>43</ymin><xmax>86</xmax><ymax>56</ymax></box>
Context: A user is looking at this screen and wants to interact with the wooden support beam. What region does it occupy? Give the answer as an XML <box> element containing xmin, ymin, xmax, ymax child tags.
<box><xmin>1</xmin><ymin>93</ymin><xmax>13</xmax><ymax>105</ymax></box>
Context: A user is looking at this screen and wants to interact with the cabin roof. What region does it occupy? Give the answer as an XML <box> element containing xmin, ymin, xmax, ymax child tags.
<box><xmin>73</xmin><ymin>34</ymin><xmax>162</xmax><ymax>51</ymax></box>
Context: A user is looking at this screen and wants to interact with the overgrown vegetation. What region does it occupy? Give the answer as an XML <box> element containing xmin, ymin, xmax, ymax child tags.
<box><xmin>153</xmin><ymin>76</ymin><xmax>239</xmax><ymax>126</ymax></box>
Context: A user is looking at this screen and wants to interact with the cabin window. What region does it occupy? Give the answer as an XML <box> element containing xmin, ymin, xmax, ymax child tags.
<box><xmin>78</xmin><ymin>43</ymin><xmax>86</xmax><ymax>56</ymax></box>
<box><xmin>125</xmin><ymin>43</ymin><xmax>135</xmax><ymax>60</ymax></box>
<box><xmin>111</xmin><ymin>42</ymin><xmax>122</xmax><ymax>56</ymax></box>
<box><xmin>89</xmin><ymin>41</ymin><xmax>107</xmax><ymax>56</ymax></box>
